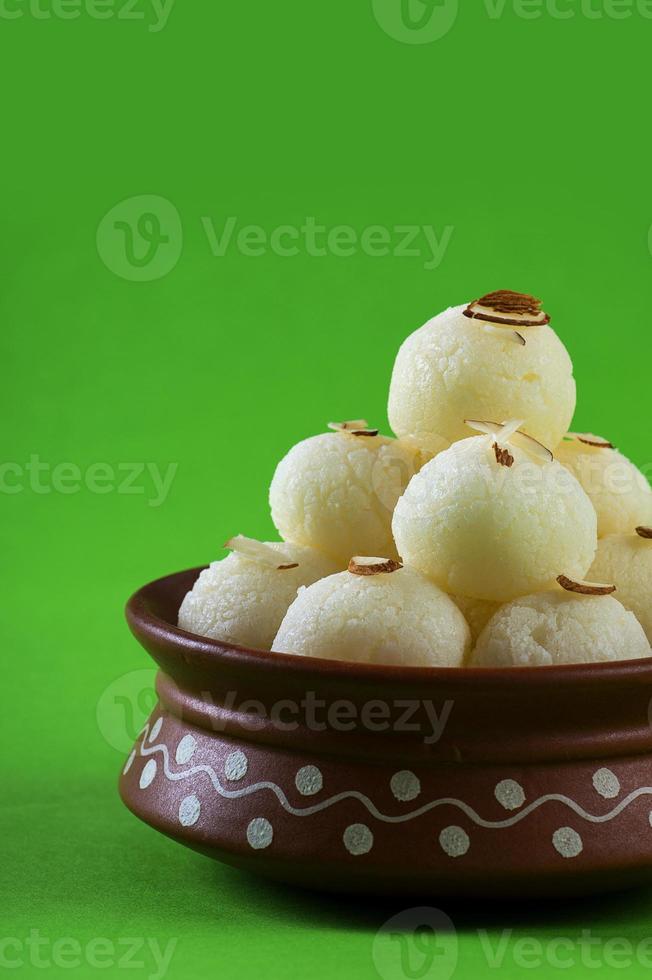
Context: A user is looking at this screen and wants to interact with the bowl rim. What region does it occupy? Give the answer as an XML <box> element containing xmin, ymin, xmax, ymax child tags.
<box><xmin>125</xmin><ymin>565</ymin><xmax>652</xmax><ymax>691</ymax></box>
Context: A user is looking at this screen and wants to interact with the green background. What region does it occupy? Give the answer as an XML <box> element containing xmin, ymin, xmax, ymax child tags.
<box><xmin>3</xmin><ymin>0</ymin><xmax>652</xmax><ymax>977</ymax></box>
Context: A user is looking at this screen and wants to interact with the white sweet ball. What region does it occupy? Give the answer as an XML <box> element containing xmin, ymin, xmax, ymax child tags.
<box><xmin>388</xmin><ymin>300</ymin><xmax>575</xmax><ymax>449</ymax></box>
<box><xmin>589</xmin><ymin>533</ymin><xmax>652</xmax><ymax>643</ymax></box>
<box><xmin>178</xmin><ymin>541</ymin><xmax>339</xmax><ymax>650</ymax></box>
<box><xmin>269</xmin><ymin>429</ymin><xmax>419</xmax><ymax>565</ymax></box>
<box><xmin>392</xmin><ymin>434</ymin><xmax>598</xmax><ymax>603</ymax></box>
<box><xmin>272</xmin><ymin>560</ymin><xmax>471</xmax><ymax>667</ymax></box>
<box><xmin>470</xmin><ymin>591</ymin><xmax>650</xmax><ymax>667</ymax></box>
<box><xmin>452</xmin><ymin>595</ymin><xmax>502</xmax><ymax>644</ymax></box>
<box><xmin>555</xmin><ymin>434</ymin><xmax>652</xmax><ymax>538</ymax></box>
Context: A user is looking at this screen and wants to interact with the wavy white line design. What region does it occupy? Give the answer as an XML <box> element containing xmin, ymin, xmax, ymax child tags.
<box><xmin>135</xmin><ymin>724</ymin><xmax>652</xmax><ymax>830</ymax></box>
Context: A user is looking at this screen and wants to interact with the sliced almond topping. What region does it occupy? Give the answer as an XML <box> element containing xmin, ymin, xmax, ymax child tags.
<box><xmin>509</xmin><ymin>430</ymin><xmax>554</xmax><ymax>463</ymax></box>
<box><xmin>483</xmin><ymin>323</ymin><xmax>527</xmax><ymax>346</ymax></box>
<box><xmin>224</xmin><ymin>535</ymin><xmax>298</xmax><ymax>570</ymax></box>
<box><xmin>636</xmin><ymin>526</ymin><xmax>652</xmax><ymax>539</ymax></box>
<box><xmin>497</xmin><ymin>419</ymin><xmax>526</xmax><ymax>441</ymax></box>
<box><xmin>328</xmin><ymin>420</ymin><xmax>379</xmax><ymax>437</ymax></box>
<box><xmin>465</xmin><ymin>418</ymin><xmax>524</xmax><ymax>440</ymax></box>
<box><xmin>463</xmin><ymin>290</ymin><xmax>550</xmax><ymax>327</ymax></box>
<box><xmin>348</xmin><ymin>556</ymin><xmax>403</xmax><ymax>576</ymax></box>
<box><xmin>557</xmin><ymin>575</ymin><xmax>616</xmax><ymax>596</ymax></box>
<box><xmin>465</xmin><ymin>419</ymin><xmax>504</xmax><ymax>437</ymax></box>
<box><xmin>465</xmin><ymin>419</ymin><xmax>553</xmax><ymax>463</ymax></box>
<box><xmin>576</xmin><ymin>434</ymin><xmax>616</xmax><ymax>450</ymax></box>
<box><xmin>493</xmin><ymin>443</ymin><xmax>514</xmax><ymax>468</ymax></box>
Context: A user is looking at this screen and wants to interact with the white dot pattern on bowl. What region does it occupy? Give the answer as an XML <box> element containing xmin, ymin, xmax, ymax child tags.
<box><xmin>552</xmin><ymin>827</ymin><xmax>583</xmax><ymax>858</ymax></box>
<box><xmin>439</xmin><ymin>825</ymin><xmax>470</xmax><ymax>857</ymax></box>
<box><xmin>592</xmin><ymin>768</ymin><xmax>620</xmax><ymax>800</ymax></box>
<box><xmin>132</xmin><ymin>726</ymin><xmax>650</xmax><ymax>869</ymax></box>
<box><xmin>343</xmin><ymin>824</ymin><xmax>374</xmax><ymax>855</ymax></box>
<box><xmin>390</xmin><ymin>770</ymin><xmax>421</xmax><ymax>803</ymax></box>
<box><xmin>494</xmin><ymin>779</ymin><xmax>526</xmax><ymax>811</ymax></box>
<box><xmin>175</xmin><ymin>734</ymin><xmax>197</xmax><ymax>765</ymax></box>
<box><xmin>224</xmin><ymin>750</ymin><xmax>248</xmax><ymax>781</ymax></box>
<box><xmin>139</xmin><ymin>758</ymin><xmax>157</xmax><ymax>789</ymax></box>
<box><xmin>147</xmin><ymin>717</ymin><xmax>163</xmax><ymax>743</ymax></box>
<box><xmin>295</xmin><ymin>765</ymin><xmax>323</xmax><ymax>796</ymax></box>
<box><xmin>178</xmin><ymin>794</ymin><xmax>201</xmax><ymax>827</ymax></box>
<box><xmin>247</xmin><ymin>817</ymin><xmax>273</xmax><ymax>850</ymax></box>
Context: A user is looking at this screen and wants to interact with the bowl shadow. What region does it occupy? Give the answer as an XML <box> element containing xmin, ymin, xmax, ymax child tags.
<box><xmin>212</xmin><ymin>862</ymin><xmax>652</xmax><ymax>934</ymax></box>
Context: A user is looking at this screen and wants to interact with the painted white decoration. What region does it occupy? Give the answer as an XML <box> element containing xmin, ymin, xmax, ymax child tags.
<box><xmin>135</xmin><ymin>724</ymin><xmax>652</xmax><ymax>831</ymax></box>
<box><xmin>592</xmin><ymin>768</ymin><xmax>620</xmax><ymax>800</ymax></box>
<box><xmin>439</xmin><ymin>825</ymin><xmax>470</xmax><ymax>857</ymax></box>
<box><xmin>139</xmin><ymin>758</ymin><xmax>157</xmax><ymax>789</ymax></box>
<box><xmin>552</xmin><ymin>827</ymin><xmax>583</xmax><ymax>858</ymax></box>
<box><xmin>148</xmin><ymin>717</ymin><xmax>163</xmax><ymax>743</ymax></box>
<box><xmin>178</xmin><ymin>794</ymin><xmax>201</xmax><ymax>827</ymax></box>
<box><xmin>224</xmin><ymin>750</ymin><xmax>248</xmax><ymax>781</ymax></box>
<box><xmin>343</xmin><ymin>823</ymin><xmax>374</xmax><ymax>855</ymax></box>
<box><xmin>390</xmin><ymin>770</ymin><xmax>421</xmax><ymax>803</ymax></box>
<box><xmin>247</xmin><ymin>817</ymin><xmax>273</xmax><ymax>850</ymax></box>
<box><xmin>295</xmin><ymin>765</ymin><xmax>323</xmax><ymax>797</ymax></box>
<box><xmin>123</xmin><ymin>750</ymin><xmax>136</xmax><ymax>775</ymax></box>
<box><xmin>494</xmin><ymin>779</ymin><xmax>526</xmax><ymax>811</ymax></box>
<box><xmin>175</xmin><ymin>734</ymin><xmax>197</xmax><ymax>765</ymax></box>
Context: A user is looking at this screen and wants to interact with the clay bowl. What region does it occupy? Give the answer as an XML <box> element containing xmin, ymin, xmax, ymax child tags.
<box><xmin>119</xmin><ymin>566</ymin><xmax>652</xmax><ymax>897</ymax></box>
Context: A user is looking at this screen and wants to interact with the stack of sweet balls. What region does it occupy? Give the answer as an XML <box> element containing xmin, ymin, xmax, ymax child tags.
<box><xmin>179</xmin><ymin>290</ymin><xmax>652</xmax><ymax>668</ymax></box>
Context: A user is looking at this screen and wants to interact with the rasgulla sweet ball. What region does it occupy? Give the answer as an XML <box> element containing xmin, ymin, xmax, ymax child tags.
<box><xmin>469</xmin><ymin>590</ymin><xmax>650</xmax><ymax>667</ymax></box>
<box><xmin>555</xmin><ymin>433</ymin><xmax>652</xmax><ymax>538</ymax></box>
<box><xmin>589</xmin><ymin>530</ymin><xmax>652</xmax><ymax>643</ymax></box>
<box><xmin>269</xmin><ymin>421</ymin><xmax>420</xmax><ymax>565</ymax></box>
<box><xmin>392</xmin><ymin>421</ymin><xmax>598</xmax><ymax>603</ymax></box>
<box><xmin>178</xmin><ymin>536</ymin><xmax>339</xmax><ymax>650</ymax></box>
<box><xmin>271</xmin><ymin>557</ymin><xmax>471</xmax><ymax>667</ymax></box>
<box><xmin>452</xmin><ymin>595</ymin><xmax>502</xmax><ymax>644</ymax></box>
<box><xmin>388</xmin><ymin>290</ymin><xmax>576</xmax><ymax>449</ymax></box>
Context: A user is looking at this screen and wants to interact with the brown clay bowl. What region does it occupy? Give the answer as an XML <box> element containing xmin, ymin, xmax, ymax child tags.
<box><xmin>119</xmin><ymin>566</ymin><xmax>652</xmax><ymax>897</ymax></box>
